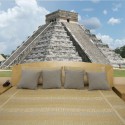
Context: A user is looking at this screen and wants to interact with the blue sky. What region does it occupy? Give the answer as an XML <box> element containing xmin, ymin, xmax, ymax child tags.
<box><xmin>0</xmin><ymin>0</ymin><xmax>125</xmax><ymax>55</ymax></box>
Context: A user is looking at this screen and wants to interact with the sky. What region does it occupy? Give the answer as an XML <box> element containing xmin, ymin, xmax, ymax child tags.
<box><xmin>0</xmin><ymin>0</ymin><xmax>125</xmax><ymax>55</ymax></box>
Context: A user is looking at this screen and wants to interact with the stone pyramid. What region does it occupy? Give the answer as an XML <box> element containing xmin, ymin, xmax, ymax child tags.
<box><xmin>1</xmin><ymin>10</ymin><xmax>125</xmax><ymax>68</ymax></box>
<box><xmin>23</xmin><ymin>22</ymin><xmax>82</xmax><ymax>63</ymax></box>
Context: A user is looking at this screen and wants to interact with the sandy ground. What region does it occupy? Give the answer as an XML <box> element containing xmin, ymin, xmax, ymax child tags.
<box><xmin>0</xmin><ymin>77</ymin><xmax>11</xmax><ymax>85</ymax></box>
<box><xmin>0</xmin><ymin>70</ymin><xmax>12</xmax><ymax>71</ymax></box>
<box><xmin>114</xmin><ymin>77</ymin><xmax>125</xmax><ymax>85</ymax></box>
<box><xmin>113</xmin><ymin>68</ymin><xmax>125</xmax><ymax>70</ymax></box>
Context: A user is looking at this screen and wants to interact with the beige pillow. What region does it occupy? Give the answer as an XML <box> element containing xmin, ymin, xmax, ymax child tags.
<box><xmin>17</xmin><ymin>69</ymin><xmax>41</xmax><ymax>90</ymax></box>
<box><xmin>87</xmin><ymin>72</ymin><xmax>110</xmax><ymax>90</ymax></box>
<box><xmin>64</xmin><ymin>68</ymin><xmax>85</xmax><ymax>89</ymax></box>
<box><xmin>42</xmin><ymin>68</ymin><xmax>62</xmax><ymax>89</ymax></box>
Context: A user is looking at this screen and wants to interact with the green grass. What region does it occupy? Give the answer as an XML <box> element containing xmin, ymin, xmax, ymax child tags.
<box><xmin>0</xmin><ymin>69</ymin><xmax>125</xmax><ymax>77</ymax></box>
<box><xmin>113</xmin><ymin>69</ymin><xmax>125</xmax><ymax>77</ymax></box>
<box><xmin>0</xmin><ymin>71</ymin><xmax>12</xmax><ymax>77</ymax></box>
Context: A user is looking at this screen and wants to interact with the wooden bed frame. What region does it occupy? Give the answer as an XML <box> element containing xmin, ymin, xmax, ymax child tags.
<box><xmin>2</xmin><ymin>62</ymin><xmax>125</xmax><ymax>125</ymax></box>
<box><xmin>11</xmin><ymin>61</ymin><xmax>113</xmax><ymax>86</ymax></box>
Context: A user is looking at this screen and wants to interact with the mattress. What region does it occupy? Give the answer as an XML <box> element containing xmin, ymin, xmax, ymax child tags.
<box><xmin>0</xmin><ymin>87</ymin><xmax>125</xmax><ymax>125</ymax></box>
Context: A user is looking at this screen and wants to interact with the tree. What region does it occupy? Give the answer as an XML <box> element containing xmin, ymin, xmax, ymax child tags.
<box><xmin>1</xmin><ymin>54</ymin><xmax>6</xmax><ymax>59</ymax></box>
<box><xmin>120</xmin><ymin>46</ymin><xmax>125</xmax><ymax>58</ymax></box>
<box><xmin>115</xmin><ymin>45</ymin><xmax>125</xmax><ymax>58</ymax></box>
<box><xmin>1</xmin><ymin>54</ymin><xmax>9</xmax><ymax>59</ymax></box>
<box><xmin>115</xmin><ymin>48</ymin><xmax>120</xmax><ymax>54</ymax></box>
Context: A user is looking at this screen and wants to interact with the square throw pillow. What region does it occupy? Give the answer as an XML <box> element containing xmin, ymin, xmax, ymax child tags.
<box><xmin>22</xmin><ymin>66</ymin><xmax>43</xmax><ymax>85</ymax></box>
<box><xmin>17</xmin><ymin>69</ymin><xmax>41</xmax><ymax>90</ymax></box>
<box><xmin>42</xmin><ymin>69</ymin><xmax>61</xmax><ymax>89</ymax></box>
<box><xmin>64</xmin><ymin>69</ymin><xmax>84</xmax><ymax>89</ymax></box>
<box><xmin>87</xmin><ymin>72</ymin><xmax>110</xmax><ymax>90</ymax></box>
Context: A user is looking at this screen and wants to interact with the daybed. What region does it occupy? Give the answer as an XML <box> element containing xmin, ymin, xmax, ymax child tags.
<box><xmin>0</xmin><ymin>61</ymin><xmax>125</xmax><ymax>125</ymax></box>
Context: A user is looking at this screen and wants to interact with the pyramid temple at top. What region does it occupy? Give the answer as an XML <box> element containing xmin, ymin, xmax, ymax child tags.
<box><xmin>1</xmin><ymin>10</ymin><xmax>125</xmax><ymax>68</ymax></box>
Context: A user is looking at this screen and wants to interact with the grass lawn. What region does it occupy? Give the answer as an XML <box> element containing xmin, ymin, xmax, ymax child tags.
<box><xmin>114</xmin><ymin>69</ymin><xmax>125</xmax><ymax>77</ymax></box>
<box><xmin>0</xmin><ymin>71</ymin><xmax>12</xmax><ymax>77</ymax></box>
<box><xmin>0</xmin><ymin>69</ymin><xmax>125</xmax><ymax>77</ymax></box>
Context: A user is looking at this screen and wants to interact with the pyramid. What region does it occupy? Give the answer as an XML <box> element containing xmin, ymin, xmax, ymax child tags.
<box><xmin>23</xmin><ymin>22</ymin><xmax>82</xmax><ymax>63</ymax></box>
<box><xmin>1</xmin><ymin>10</ymin><xmax>125</xmax><ymax>68</ymax></box>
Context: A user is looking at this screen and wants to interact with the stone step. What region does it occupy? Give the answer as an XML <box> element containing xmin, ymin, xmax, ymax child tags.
<box><xmin>1</xmin><ymin>23</ymin><xmax>49</xmax><ymax>68</ymax></box>
<box><xmin>23</xmin><ymin>22</ymin><xmax>82</xmax><ymax>63</ymax></box>
<box><xmin>63</xmin><ymin>22</ymin><xmax>109</xmax><ymax>64</ymax></box>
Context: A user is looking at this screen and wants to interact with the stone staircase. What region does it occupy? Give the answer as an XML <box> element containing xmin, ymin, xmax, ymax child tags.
<box><xmin>0</xmin><ymin>23</ymin><xmax>51</xmax><ymax>69</ymax></box>
<box><xmin>23</xmin><ymin>22</ymin><xmax>82</xmax><ymax>63</ymax></box>
<box><xmin>63</xmin><ymin>22</ymin><xmax>110</xmax><ymax>64</ymax></box>
<box><xmin>2</xmin><ymin>9</ymin><xmax>124</xmax><ymax>68</ymax></box>
<box><xmin>86</xmin><ymin>29</ymin><xmax>125</xmax><ymax>67</ymax></box>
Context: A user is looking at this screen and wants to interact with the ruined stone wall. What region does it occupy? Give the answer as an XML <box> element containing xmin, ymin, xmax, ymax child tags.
<box><xmin>46</xmin><ymin>10</ymin><xmax>78</xmax><ymax>23</ymax></box>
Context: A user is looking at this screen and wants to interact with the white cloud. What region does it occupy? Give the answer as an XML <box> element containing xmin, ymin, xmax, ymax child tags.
<box><xmin>15</xmin><ymin>0</ymin><xmax>37</xmax><ymax>7</ymax></box>
<box><xmin>112</xmin><ymin>3</ymin><xmax>122</xmax><ymax>12</ymax></box>
<box><xmin>82</xmin><ymin>8</ymin><xmax>94</xmax><ymax>12</ymax></box>
<box><xmin>70</xmin><ymin>10</ymin><xmax>81</xmax><ymax>22</ymax></box>
<box><xmin>108</xmin><ymin>17</ymin><xmax>121</xmax><ymax>25</ymax></box>
<box><xmin>0</xmin><ymin>0</ymin><xmax>49</xmax><ymax>54</ymax></box>
<box><xmin>91</xmin><ymin>0</ymin><xmax>100</xmax><ymax>3</ymax></box>
<box><xmin>78</xmin><ymin>14</ymin><xmax>82</xmax><ymax>22</ymax></box>
<box><xmin>70</xmin><ymin>10</ymin><xmax>75</xmax><ymax>12</ymax></box>
<box><xmin>82</xmin><ymin>17</ymin><xmax>101</xmax><ymax>29</ymax></box>
<box><xmin>0</xmin><ymin>42</ymin><xmax>7</xmax><ymax>53</ymax></box>
<box><xmin>103</xmin><ymin>10</ymin><xmax>107</xmax><ymax>15</ymax></box>
<box><xmin>96</xmin><ymin>33</ymin><xmax>125</xmax><ymax>49</ymax></box>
